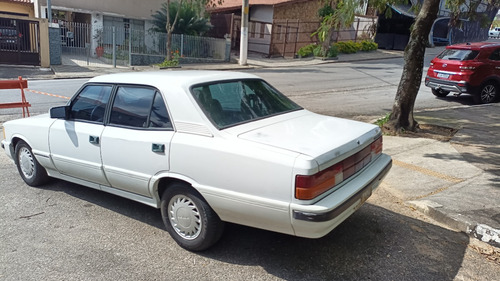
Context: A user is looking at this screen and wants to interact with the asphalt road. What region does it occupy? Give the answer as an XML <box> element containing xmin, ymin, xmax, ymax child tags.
<box><xmin>1</xmin><ymin>151</ymin><xmax>498</xmax><ymax>280</ymax></box>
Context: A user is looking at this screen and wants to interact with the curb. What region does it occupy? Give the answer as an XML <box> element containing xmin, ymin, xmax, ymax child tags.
<box><xmin>408</xmin><ymin>200</ymin><xmax>500</xmax><ymax>248</ymax></box>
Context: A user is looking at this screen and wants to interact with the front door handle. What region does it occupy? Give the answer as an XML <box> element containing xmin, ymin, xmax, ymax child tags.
<box><xmin>152</xmin><ymin>143</ymin><xmax>165</xmax><ymax>153</ymax></box>
<box><xmin>89</xmin><ymin>135</ymin><xmax>100</xmax><ymax>144</ymax></box>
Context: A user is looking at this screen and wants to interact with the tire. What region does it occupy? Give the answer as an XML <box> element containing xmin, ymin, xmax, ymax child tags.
<box><xmin>160</xmin><ymin>183</ymin><xmax>224</xmax><ymax>251</ymax></box>
<box><xmin>15</xmin><ymin>140</ymin><xmax>49</xmax><ymax>186</ymax></box>
<box><xmin>473</xmin><ymin>82</ymin><xmax>498</xmax><ymax>104</ymax></box>
<box><xmin>431</xmin><ymin>88</ymin><xmax>450</xmax><ymax>98</ymax></box>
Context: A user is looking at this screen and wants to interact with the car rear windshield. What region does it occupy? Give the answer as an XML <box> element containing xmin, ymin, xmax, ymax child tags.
<box><xmin>191</xmin><ymin>79</ymin><xmax>302</xmax><ymax>129</ymax></box>
<box><xmin>437</xmin><ymin>49</ymin><xmax>479</xmax><ymax>61</ymax></box>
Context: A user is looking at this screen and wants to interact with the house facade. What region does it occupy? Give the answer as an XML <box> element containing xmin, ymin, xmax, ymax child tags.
<box><xmin>0</xmin><ymin>0</ymin><xmax>35</xmax><ymax>17</ymax></box>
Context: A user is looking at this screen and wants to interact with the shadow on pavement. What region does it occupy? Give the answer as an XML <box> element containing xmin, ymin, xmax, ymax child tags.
<box><xmin>36</xmin><ymin>178</ymin><xmax>470</xmax><ymax>280</ymax></box>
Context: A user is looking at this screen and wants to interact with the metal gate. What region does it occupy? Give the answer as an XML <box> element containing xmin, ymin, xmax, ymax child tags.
<box><xmin>0</xmin><ymin>17</ymin><xmax>40</xmax><ymax>66</ymax></box>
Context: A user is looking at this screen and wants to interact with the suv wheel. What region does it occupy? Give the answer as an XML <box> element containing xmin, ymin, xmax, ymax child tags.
<box><xmin>431</xmin><ymin>88</ymin><xmax>450</xmax><ymax>98</ymax></box>
<box><xmin>474</xmin><ymin>82</ymin><xmax>498</xmax><ymax>104</ymax></box>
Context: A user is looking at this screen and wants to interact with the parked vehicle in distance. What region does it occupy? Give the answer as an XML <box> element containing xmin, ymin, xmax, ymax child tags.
<box><xmin>489</xmin><ymin>27</ymin><xmax>500</xmax><ymax>38</ymax></box>
<box><xmin>1</xmin><ymin>71</ymin><xmax>392</xmax><ymax>251</ymax></box>
<box><xmin>425</xmin><ymin>42</ymin><xmax>500</xmax><ymax>104</ymax></box>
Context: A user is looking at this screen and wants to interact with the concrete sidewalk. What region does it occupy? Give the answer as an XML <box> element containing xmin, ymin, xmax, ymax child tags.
<box><xmin>383</xmin><ymin>104</ymin><xmax>500</xmax><ymax>247</ymax></box>
<box><xmin>1</xmin><ymin>46</ymin><xmax>499</xmax><ymax>247</ymax></box>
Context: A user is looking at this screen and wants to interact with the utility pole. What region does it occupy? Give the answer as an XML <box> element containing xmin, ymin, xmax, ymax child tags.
<box><xmin>47</xmin><ymin>0</ymin><xmax>52</xmax><ymax>22</ymax></box>
<box><xmin>239</xmin><ymin>0</ymin><xmax>249</xmax><ymax>65</ymax></box>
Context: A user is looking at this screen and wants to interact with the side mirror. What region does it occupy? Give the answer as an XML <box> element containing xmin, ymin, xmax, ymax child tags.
<box><xmin>50</xmin><ymin>106</ymin><xmax>70</xmax><ymax>120</ymax></box>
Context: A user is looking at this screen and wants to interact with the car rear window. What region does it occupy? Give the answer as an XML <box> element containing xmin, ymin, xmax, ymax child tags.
<box><xmin>191</xmin><ymin>79</ymin><xmax>302</xmax><ymax>129</ymax></box>
<box><xmin>437</xmin><ymin>49</ymin><xmax>479</xmax><ymax>61</ymax></box>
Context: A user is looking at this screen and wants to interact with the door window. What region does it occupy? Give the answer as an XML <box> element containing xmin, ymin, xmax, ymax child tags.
<box><xmin>109</xmin><ymin>86</ymin><xmax>172</xmax><ymax>129</ymax></box>
<box><xmin>70</xmin><ymin>85</ymin><xmax>112</xmax><ymax>123</ymax></box>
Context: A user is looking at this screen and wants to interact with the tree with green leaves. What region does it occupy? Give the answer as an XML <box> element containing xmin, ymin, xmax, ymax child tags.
<box><xmin>152</xmin><ymin>0</ymin><xmax>221</xmax><ymax>62</ymax></box>
<box><xmin>316</xmin><ymin>0</ymin><xmax>498</xmax><ymax>133</ymax></box>
<box><xmin>383</xmin><ymin>0</ymin><xmax>499</xmax><ymax>133</ymax></box>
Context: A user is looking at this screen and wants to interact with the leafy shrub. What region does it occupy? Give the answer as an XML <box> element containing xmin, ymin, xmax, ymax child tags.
<box><xmin>359</xmin><ymin>40</ymin><xmax>378</xmax><ymax>51</ymax></box>
<box><xmin>327</xmin><ymin>44</ymin><xmax>338</xmax><ymax>58</ymax></box>
<box><xmin>334</xmin><ymin>41</ymin><xmax>360</xmax><ymax>54</ymax></box>
<box><xmin>310</xmin><ymin>45</ymin><xmax>338</xmax><ymax>58</ymax></box>
<box><xmin>297</xmin><ymin>44</ymin><xmax>316</xmax><ymax>58</ymax></box>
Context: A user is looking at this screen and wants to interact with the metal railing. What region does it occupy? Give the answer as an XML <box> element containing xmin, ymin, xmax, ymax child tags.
<box><xmin>60</xmin><ymin>22</ymin><xmax>228</xmax><ymax>67</ymax></box>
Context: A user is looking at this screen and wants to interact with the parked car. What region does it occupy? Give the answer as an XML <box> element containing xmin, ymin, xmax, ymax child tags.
<box><xmin>425</xmin><ymin>42</ymin><xmax>500</xmax><ymax>104</ymax></box>
<box><xmin>1</xmin><ymin>71</ymin><xmax>392</xmax><ymax>251</ymax></box>
<box><xmin>489</xmin><ymin>27</ymin><xmax>500</xmax><ymax>38</ymax></box>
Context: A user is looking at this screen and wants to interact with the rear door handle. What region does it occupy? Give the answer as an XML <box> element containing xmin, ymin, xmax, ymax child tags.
<box><xmin>89</xmin><ymin>135</ymin><xmax>100</xmax><ymax>144</ymax></box>
<box><xmin>152</xmin><ymin>143</ymin><xmax>165</xmax><ymax>153</ymax></box>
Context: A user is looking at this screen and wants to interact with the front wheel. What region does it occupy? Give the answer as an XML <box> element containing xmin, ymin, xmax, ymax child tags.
<box><xmin>431</xmin><ymin>88</ymin><xmax>450</xmax><ymax>98</ymax></box>
<box><xmin>161</xmin><ymin>183</ymin><xmax>224</xmax><ymax>251</ymax></box>
<box><xmin>15</xmin><ymin>140</ymin><xmax>49</xmax><ymax>186</ymax></box>
<box><xmin>474</xmin><ymin>82</ymin><xmax>498</xmax><ymax>104</ymax></box>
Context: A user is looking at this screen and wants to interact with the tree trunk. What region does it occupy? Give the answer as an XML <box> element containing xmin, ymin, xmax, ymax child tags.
<box><xmin>384</xmin><ymin>0</ymin><xmax>440</xmax><ymax>133</ymax></box>
<box><xmin>165</xmin><ymin>0</ymin><xmax>183</xmax><ymax>61</ymax></box>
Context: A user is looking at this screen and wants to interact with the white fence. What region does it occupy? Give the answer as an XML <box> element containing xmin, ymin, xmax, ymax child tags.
<box><xmin>59</xmin><ymin>22</ymin><xmax>229</xmax><ymax>67</ymax></box>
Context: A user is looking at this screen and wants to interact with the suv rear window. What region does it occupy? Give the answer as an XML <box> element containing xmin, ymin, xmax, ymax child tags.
<box><xmin>437</xmin><ymin>49</ymin><xmax>479</xmax><ymax>61</ymax></box>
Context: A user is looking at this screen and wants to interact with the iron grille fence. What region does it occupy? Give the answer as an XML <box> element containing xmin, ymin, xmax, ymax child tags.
<box><xmin>60</xmin><ymin>21</ymin><xmax>228</xmax><ymax>67</ymax></box>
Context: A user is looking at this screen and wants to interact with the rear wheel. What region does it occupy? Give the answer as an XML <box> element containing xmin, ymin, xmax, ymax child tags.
<box><xmin>473</xmin><ymin>82</ymin><xmax>498</xmax><ymax>104</ymax></box>
<box><xmin>160</xmin><ymin>183</ymin><xmax>224</xmax><ymax>251</ymax></box>
<box><xmin>431</xmin><ymin>88</ymin><xmax>450</xmax><ymax>98</ymax></box>
<box><xmin>15</xmin><ymin>140</ymin><xmax>49</xmax><ymax>186</ymax></box>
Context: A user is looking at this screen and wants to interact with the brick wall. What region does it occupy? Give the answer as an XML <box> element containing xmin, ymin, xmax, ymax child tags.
<box><xmin>273</xmin><ymin>0</ymin><xmax>322</xmax><ymax>21</ymax></box>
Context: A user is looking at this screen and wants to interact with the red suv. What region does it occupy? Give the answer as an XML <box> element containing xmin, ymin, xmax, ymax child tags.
<box><xmin>425</xmin><ymin>42</ymin><xmax>500</xmax><ymax>104</ymax></box>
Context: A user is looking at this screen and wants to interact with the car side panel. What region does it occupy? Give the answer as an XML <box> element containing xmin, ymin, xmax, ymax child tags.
<box><xmin>100</xmin><ymin>126</ymin><xmax>174</xmax><ymax>197</ymax></box>
<box><xmin>169</xmin><ymin>132</ymin><xmax>299</xmax><ymax>235</ymax></box>
<box><xmin>49</xmin><ymin>120</ymin><xmax>109</xmax><ymax>186</ymax></box>
<box><xmin>3</xmin><ymin>115</ymin><xmax>55</xmax><ymax>169</ymax></box>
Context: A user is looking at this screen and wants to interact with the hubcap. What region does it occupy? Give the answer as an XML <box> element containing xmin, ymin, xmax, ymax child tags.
<box><xmin>18</xmin><ymin>147</ymin><xmax>35</xmax><ymax>179</ymax></box>
<box><xmin>481</xmin><ymin>85</ymin><xmax>496</xmax><ymax>103</ymax></box>
<box><xmin>168</xmin><ymin>195</ymin><xmax>202</xmax><ymax>240</ymax></box>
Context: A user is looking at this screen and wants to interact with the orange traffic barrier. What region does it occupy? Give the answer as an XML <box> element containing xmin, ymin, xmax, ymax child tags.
<box><xmin>0</xmin><ymin>76</ymin><xmax>31</xmax><ymax>117</ymax></box>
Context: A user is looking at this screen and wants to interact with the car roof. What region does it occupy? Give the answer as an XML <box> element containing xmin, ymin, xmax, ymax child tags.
<box><xmin>88</xmin><ymin>70</ymin><xmax>260</xmax><ymax>89</ymax></box>
<box><xmin>446</xmin><ymin>42</ymin><xmax>500</xmax><ymax>50</ymax></box>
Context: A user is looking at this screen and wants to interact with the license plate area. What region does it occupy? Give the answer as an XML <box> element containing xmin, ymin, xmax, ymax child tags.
<box><xmin>437</xmin><ymin>73</ymin><xmax>450</xmax><ymax>79</ymax></box>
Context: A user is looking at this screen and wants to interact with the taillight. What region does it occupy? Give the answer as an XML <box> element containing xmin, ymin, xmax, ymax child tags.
<box><xmin>296</xmin><ymin>163</ymin><xmax>343</xmax><ymax>200</ymax></box>
<box><xmin>295</xmin><ymin>136</ymin><xmax>383</xmax><ymax>200</ymax></box>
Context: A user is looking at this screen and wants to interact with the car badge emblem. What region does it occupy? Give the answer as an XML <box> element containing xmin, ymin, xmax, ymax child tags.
<box><xmin>442</xmin><ymin>64</ymin><xmax>447</xmax><ymax>68</ymax></box>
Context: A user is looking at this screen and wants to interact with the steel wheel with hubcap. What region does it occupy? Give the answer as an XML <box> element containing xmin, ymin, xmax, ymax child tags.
<box><xmin>15</xmin><ymin>140</ymin><xmax>49</xmax><ymax>186</ymax></box>
<box><xmin>161</xmin><ymin>183</ymin><xmax>224</xmax><ymax>251</ymax></box>
<box><xmin>474</xmin><ymin>82</ymin><xmax>498</xmax><ymax>104</ymax></box>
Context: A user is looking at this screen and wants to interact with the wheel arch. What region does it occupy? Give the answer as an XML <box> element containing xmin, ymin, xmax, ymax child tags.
<box><xmin>153</xmin><ymin>175</ymin><xmax>207</xmax><ymax>207</ymax></box>
<box><xmin>10</xmin><ymin>136</ymin><xmax>30</xmax><ymax>164</ymax></box>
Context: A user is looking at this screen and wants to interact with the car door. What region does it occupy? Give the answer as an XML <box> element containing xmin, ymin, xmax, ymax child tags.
<box><xmin>49</xmin><ymin>84</ymin><xmax>113</xmax><ymax>186</ymax></box>
<box><xmin>100</xmin><ymin>85</ymin><xmax>173</xmax><ymax>197</ymax></box>
<box><xmin>489</xmin><ymin>48</ymin><xmax>500</xmax><ymax>76</ymax></box>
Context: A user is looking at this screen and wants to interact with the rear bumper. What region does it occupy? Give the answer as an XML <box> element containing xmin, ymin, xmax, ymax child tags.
<box><xmin>290</xmin><ymin>153</ymin><xmax>392</xmax><ymax>238</ymax></box>
<box><xmin>425</xmin><ymin>76</ymin><xmax>476</xmax><ymax>94</ymax></box>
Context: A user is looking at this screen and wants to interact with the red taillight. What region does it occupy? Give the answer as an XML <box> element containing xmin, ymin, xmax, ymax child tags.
<box><xmin>295</xmin><ymin>163</ymin><xmax>343</xmax><ymax>200</ymax></box>
<box><xmin>295</xmin><ymin>137</ymin><xmax>383</xmax><ymax>200</ymax></box>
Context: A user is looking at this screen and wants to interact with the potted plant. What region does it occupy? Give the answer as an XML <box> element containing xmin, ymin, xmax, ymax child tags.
<box><xmin>93</xmin><ymin>28</ymin><xmax>104</xmax><ymax>57</ymax></box>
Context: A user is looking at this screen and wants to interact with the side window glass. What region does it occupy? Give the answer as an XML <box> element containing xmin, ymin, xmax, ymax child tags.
<box><xmin>70</xmin><ymin>85</ymin><xmax>112</xmax><ymax>122</ymax></box>
<box><xmin>149</xmin><ymin>92</ymin><xmax>173</xmax><ymax>129</ymax></box>
<box><xmin>110</xmin><ymin>86</ymin><xmax>155</xmax><ymax>128</ymax></box>
<box><xmin>489</xmin><ymin>49</ymin><xmax>500</xmax><ymax>61</ymax></box>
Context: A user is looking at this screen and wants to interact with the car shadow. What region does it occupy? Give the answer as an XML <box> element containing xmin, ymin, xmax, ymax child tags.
<box><xmin>39</xmin><ymin>179</ymin><xmax>469</xmax><ymax>280</ymax></box>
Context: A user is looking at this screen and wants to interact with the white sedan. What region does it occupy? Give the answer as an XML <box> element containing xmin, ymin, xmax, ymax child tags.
<box><xmin>1</xmin><ymin>71</ymin><xmax>392</xmax><ymax>251</ymax></box>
